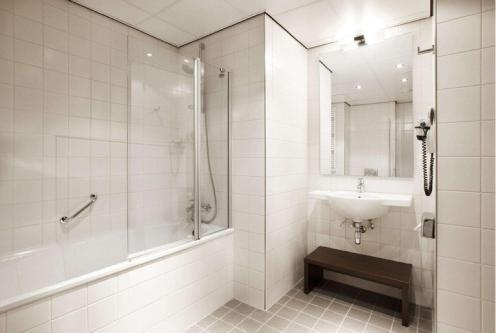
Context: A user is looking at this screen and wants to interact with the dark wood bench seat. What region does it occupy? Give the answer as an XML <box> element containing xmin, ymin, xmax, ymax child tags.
<box><xmin>304</xmin><ymin>246</ymin><xmax>412</xmax><ymax>326</ymax></box>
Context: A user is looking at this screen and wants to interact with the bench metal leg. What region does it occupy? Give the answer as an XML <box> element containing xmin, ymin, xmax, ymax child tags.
<box><xmin>401</xmin><ymin>285</ymin><xmax>409</xmax><ymax>327</ymax></box>
<box><xmin>304</xmin><ymin>263</ymin><xmax>323</xmax><ymax>294</ymax></box>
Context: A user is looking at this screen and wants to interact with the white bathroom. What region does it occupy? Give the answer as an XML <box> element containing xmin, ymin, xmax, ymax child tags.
<box><xmin>0</xmin><ymin>0</ymin><xmax>496</xmax><ymax>332</ymax></box>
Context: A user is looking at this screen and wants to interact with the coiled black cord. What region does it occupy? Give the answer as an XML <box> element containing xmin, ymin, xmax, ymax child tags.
<box><xmin>422</xmin><ymin>140</ymin><xmax>434</xmax><ymax>196</ymax></box>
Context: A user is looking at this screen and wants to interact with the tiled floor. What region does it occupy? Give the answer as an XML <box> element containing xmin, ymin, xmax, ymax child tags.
<box><xmin>186</xmin><ymin>281</ymin><xmax>433</xmax><ymax>333</ymax></box>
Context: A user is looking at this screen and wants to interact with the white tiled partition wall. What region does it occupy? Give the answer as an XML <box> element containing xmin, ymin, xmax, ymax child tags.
<box><xmin>264</xmin><ymin>16</ymin><xmax>309</xmax><ymax>308</ymax></box>
<box><xmin>180</xmin><ymin>15</ymin><xmax>267</xmax><ymax>309</ymax></box>
<box><xmin>306</xmin><ymin>18</ymin><xmax>436</xmax><ymax>308</ymax></box>
<box><xmin>436</xmin><ymin>0</ymin><xmax>495</xmax><ymax>332</ymax></box>
<box><xmin>0</xmin><ymin>233</ymin><xmax>233</xmax><ymax>333</ymax></box>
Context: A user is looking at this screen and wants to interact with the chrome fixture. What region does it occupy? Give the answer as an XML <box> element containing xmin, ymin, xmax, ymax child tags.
<box><xmin>421</xmin><ymin>212</ymin><xmax>436</xmax><ymax>239</ymax></box>
<box><xmin>356</xmin><ymin>177</ymin><xmax>365</xmax><ymax>193</ymax></box>
<box><xmin>193</xmin><ymin>57</ymin><xmax>201</xmax><ymax>240</ymax></box>
<box><xmin>60</xmin><ymin>194</ymin><xmax>98</xmax><ymax>224</ymax></box>
<box><xmin>352</xmin><ymin>220</ymin><xmax>375</xmax><ymax>245</ymax></box>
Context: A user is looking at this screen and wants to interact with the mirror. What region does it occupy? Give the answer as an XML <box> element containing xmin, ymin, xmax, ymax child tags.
<box><xmin>319</xmin><ymin>33</ymin><xmax>415</xmax><ymax>177</ymax></box>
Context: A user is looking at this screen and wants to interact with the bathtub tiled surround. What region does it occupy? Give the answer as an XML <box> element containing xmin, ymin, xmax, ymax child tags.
<box><xmin>436</xmin><ymin>0</ymin><xmax>496</xmax><ymax>332</ymax></box>
<box><xmin>0</xmin><ymin>232</ymin><xmax>233</xmax><ymax>333</ymax></box>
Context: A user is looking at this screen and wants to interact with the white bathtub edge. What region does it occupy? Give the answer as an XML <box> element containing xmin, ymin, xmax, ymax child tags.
<box><xmin>0</xmin><ymin>228</ymin><xmax>234</xmax><ymax>313</ymax></box>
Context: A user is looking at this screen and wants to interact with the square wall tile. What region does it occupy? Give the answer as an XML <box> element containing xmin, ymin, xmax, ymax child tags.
<box><xmin>437</xmin><ymin>224</ymin><xmax>480</xmax><ymax>262</ymax></box>
<box><xmin>437</xmin><ymin>0</ymin><xmax>481</xmax><ymax>22</ymax></box>
<box><xmin>481</xmin><ymin>120</ymin><xmax>495</xmax><ymax>156</ymax></box>
<box><xmin>482</xmin><ymin>10</ymin><xmax>495</xmax><ymax>47</ymax></box>
<box><xmin>437</xmin><ymin>121</ymin><xmax>480</xmax><ymax>156</ymax></box>
<box><xmin>438</xmin><ymin>157</ymin><xmax>480</xmax><ymax>191</ymax></box>
<box><xmin>481</xmin><ymin>229</ymin><xmax>495</xmax><ymax>265</ymax></box>
<box><xmin>481</xmin><ymin>264</ymin><xmax>495</xmax><ymax>301</ymax></box>
<box><xmin>481</xmin><ymin>47</ymin><xmax>495</xmax><ymax>84</ymax></box>
<box><xmin>481</xmin><ymin>193</ymin><xmax>495</xmax><ymax>229</ymax></box>
<box><xmin>482</xmin><ymin>301</ymin><xmax>495</xmax><ymax>333</ymax></box>
<box><xmin>437</xmin><ymin>257</ymin><xmax>480</xmax><ymax>297</ymax></box>
<box><xmin>481</xmin><ymin>83</ymin><xmax>495</xmax><ymax>120</ymax></box>
<box><xmin>437</xmin><ymin>290</ymin><xmax>480</xmax><ymax>332</ymax></box>
<box><xmin>437</xmin><ymin>50</ymin><xmax>480</xmax><ymax>89</ymax></box>
<box><xmin>437</xmin><ymin>191</ymin><xmax>480</xmax><ymax>227</ymax></box>
<box><xmin>481</xmin><ymin>157</ymin><xmax>495</xmax><ymax>192</ymax></box>
<box><xmin>437</xmin><ymin>14</ymin><xmax>480</xmax><ymax>55</ymax></box>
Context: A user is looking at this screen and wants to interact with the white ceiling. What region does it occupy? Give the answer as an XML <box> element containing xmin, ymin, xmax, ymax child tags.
<box><xmin>71</xmin><ymin>0</ymin><xmax>430</xmax><ymax>48</ymax></box>
<box><xmin>320</xmin><ymin>34</ymin><xmax>414</xmax><ymax>105</ymax></box>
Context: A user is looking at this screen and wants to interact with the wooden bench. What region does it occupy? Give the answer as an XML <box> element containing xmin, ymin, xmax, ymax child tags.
<box><xmin>304</xmin><ymin>246</ymin><xmax>412</xmax><ymax>326</ymax></box>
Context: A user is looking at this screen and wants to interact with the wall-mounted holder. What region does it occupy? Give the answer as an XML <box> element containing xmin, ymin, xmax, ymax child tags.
<box><xmin>421</xmin><ymin>213</ymin><xmax>435</xmax><ymax>239</ymax></box>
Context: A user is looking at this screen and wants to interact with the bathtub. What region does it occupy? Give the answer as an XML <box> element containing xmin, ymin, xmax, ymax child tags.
<box><xmin>0</xmin><ymin>222</ymin><xmax>230</xmax><ymax>313</ymax></box>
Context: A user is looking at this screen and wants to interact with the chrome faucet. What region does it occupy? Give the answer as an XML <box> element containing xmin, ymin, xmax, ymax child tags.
<box><xmin>356</xmin><ymin>177</ymin><xmax>365</xmax><ymax>193</ymax></box>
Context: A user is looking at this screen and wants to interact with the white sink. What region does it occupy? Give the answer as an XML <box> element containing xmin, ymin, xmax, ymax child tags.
<box><xmin>309</xmin><ymin>190</ymin><xmax>412</xmax><ymax>222</ymax></box>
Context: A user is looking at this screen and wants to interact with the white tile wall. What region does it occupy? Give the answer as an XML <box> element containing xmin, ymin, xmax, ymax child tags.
<box><xmin>0</xmin><ymin>0</ymin><xmax>134</xmax><ymax>300</ymax></box>
<box><xmin>306</xmin><ymin>19</ymin><xmax>436</xmax><ymax>308</ymax></box>
<box><xmin>436</xmin><ymin>0</ymin><xmax>495</xmax><ymax>332</ymax></box>
<box><xmin>264</xmin><ymin>16</ymin><xmax>309</xmax><ymax>309</ymax></box>
<box><xmin>180</xmin><ymin>14</ymin><xmax>267</xmax><ymax>310</ymax></box>
<box><xmin>0</xmin><ymin>233</ymin><xmax>233</xmax><ymax>333</ymax></box>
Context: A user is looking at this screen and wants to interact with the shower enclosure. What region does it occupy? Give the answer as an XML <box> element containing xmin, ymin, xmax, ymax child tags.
<box><xmin>0</xmin><ymin>36</ymin><xmax>230</xmax><ymax>306</ymax></box>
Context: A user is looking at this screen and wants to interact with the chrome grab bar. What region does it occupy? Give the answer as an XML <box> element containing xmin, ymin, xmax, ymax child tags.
<box><xmin>60</xmin><ymin>194</ymin><xmax>98</xmax><ymax>224</ymax></box>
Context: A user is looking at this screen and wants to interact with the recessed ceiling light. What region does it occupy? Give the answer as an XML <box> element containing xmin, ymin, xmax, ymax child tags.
<box><xmin>396</xmin><ymin>63</ymin><xmax>404</xmax><ymax>69</ymax></box>
<box><xmin>356</xmin><ymin>84</ymin><xmax>362</xmax><ymax>90</ymax></box>
<box><xmin>146</xmin><ymin>53</ymin><xmax>153</xmax><ymax>57</ymax></box>
<box><xmin>401</xmin><ymin>77</ymin><xmax>408</xmax><ymax>83</ymax></box>
<box><xmin>183</xmin><ymin>59</ymin><xmax>189</xmax><ymax>63</ymax></box>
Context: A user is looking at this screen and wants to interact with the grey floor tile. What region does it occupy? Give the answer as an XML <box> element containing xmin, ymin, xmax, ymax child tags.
<box><xmin>250</xmin><ymin>309</ymin><xmax>273</xmax><ymax>323</ymax></box>
<box><xmin>190</xmin><ymin>284</ymin><xmax>434</xmax><ymax>333</ymax></box>
<box><xmin>341</xmin><ymin>317</ymin><xmax>366</xmax><ymax>333</ymax></box>
<box><xmin>275</xmin><ymin>306</ymin><xmax>300</xmax><ymax>321</ymax></box>
<box><xmin>319</xmin><ymin>309</ymin><xmax>344</xmax><ymax>325</ymax></box>
<box><xmin>235</xmin><ymin>303</ymin><xmax>256</xmax><ymax>316</ymax></box>
<box><xmin>328</xmin><ymin>301</ymin><xmax>350</xmax><ymax>315</ymax></box>
<box><xmin>313</xmin><ymin>319</ymin><xmax>339</xmax><ymax>333</ymax></box>
<box><xmin>207</xmin><ymin>320</ymin><xmax>234</xmax><ymax>333</ymax></box>
<box><xmin>256</xmin><ymin>325</ymin><xmax>280</xmax><ymax>333</ymax></box>
<box><xmin>230</xmin><ymin>328</ymin><xmax>245</xmax><ymax>333</ymax></box>
<box><xmin>365</xmin><ymin>324</ymin><xmax>390</xmax><ymax>333</ymax></box>
<box><xmin>213</xmin><ymin>306</ymin><xmax>232</xmax><ymax>319</ymax></box>
<box><xmin>199</xmin><ymin>315</ymin><xmax>218</xmax><ymax>328</ymax></box>
<box><xmin>310</xmin><ymin>296</ymin><xmax>331</xmax><ymax>309</ymax></box>
<box><xmin>226</xmin><ymin>299</ymin><xmax>243</xmax><ymax>309</ymax></box>
<box><xmin>293</xmin><ymin>312</ymin><xmax>318</xmax><ymax>328</ymax></box>
<box><xmin>287</xmin><ymin>298</ymin><xmax>308</xmax><ymax>311</ymax></box>
<box><xmin>223</xmin><ymin>311</ymin><xmax>246</xmax><ymax>326</ymax></box>
<box><xmin>293</xmin><ymin>291</ymin><xmax>315</xmax><ymax>303</ymax></box>
<box><xmin>237</xmin><ymin>318</ymin><xmax>262</xmax><ymax>333</ymax></box>
<box><xmin>347</xmin><ymin>308</ymin><xmax>371</xmax><ymax>322</ymax></box>
<box><xmin>303</xmin><ymin>304</ymin><xmax>325</xmax><ymax>318</ymax></box>
<box><xmin>185</xmin><ymin>325</ymin><xmax>206</xmax><ymax>333</ymax></box>
<box><xmin>286</xmin><ymin>322</ymin><xmax>311</xmax><ymax>333</ymax></box>
<box><xmin>267</xmin><ymin>315</ymin><xmax>290</xmax><ymax>331</ymax></box>
<box><xmin>368</xmin><ymin>314</ymin><xmax>394</xmax><ymax>331</ymax></box>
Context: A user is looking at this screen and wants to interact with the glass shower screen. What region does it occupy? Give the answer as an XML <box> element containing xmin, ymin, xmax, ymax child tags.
<box><xmin>127</xmin><ymin>38</ymin><xmax>230</xmax><ymax>256</ymax></box>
